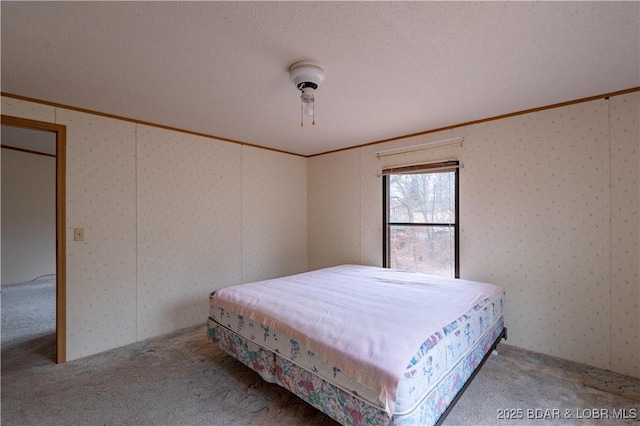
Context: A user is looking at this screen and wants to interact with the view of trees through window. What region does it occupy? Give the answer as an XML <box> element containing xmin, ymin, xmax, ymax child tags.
<box><xmin>384</xmin><ymin>167</ymin><xmax>458</xmax><ymax>277</ymax></box>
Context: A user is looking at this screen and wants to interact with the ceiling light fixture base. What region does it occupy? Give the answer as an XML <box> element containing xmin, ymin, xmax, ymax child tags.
<box><xmin>289</xmin><ymin>61</ymin><xmax>325</xmax><ymax>88</ymax></box>
<box><xmin>290</xmin><ymin>61</ymin><xmax>325</xmax><ymax>127</ymax></box>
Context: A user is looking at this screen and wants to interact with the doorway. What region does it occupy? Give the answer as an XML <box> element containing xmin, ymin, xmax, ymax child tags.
<box><xmin>1</xmin><ymin>115</ymin><xmax>66</xmax><ymax>363</ymax></box>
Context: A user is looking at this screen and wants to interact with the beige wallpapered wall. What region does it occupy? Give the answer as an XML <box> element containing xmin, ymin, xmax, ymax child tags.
<box><xmin>308</xmin><ymin>149</ymin><xmax>362</xmax><ymax>268</ymax></box>
<box><xmin>241</xmin><ymin>146</ymin><xmax>308</xmax><ymax>284</ymax></box>
<box><xmin>308</xmin><ymin>92</ymin><xmax>640</xmax><ymax>378</ymax></box>
<box><xmin>59</xmin><ymin>107</ymin><xmax>139</xmax><ymax>356</ymax></box>
<box><xmin>610</xmin><ymin>93</ymin><xmax>640</xmax><ymax>376</ymax></box>
<box><xmin>136</xmin><ymin>124</ymin><xmax>242</xmax><ymax>341</ymax></box>
<box><xmin>1</xmin><ymin>96</ymin><xmax>309</xmax><ymax>360</ymax></box>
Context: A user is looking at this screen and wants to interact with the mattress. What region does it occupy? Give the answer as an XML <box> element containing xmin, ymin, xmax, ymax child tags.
<box><xmin>208</xmin><ymin>264</ymin><xmax>505</xmax><ymax>417</ymax></box>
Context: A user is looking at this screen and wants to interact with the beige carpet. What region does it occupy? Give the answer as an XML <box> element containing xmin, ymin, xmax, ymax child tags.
<box><xmin>2</xmin><ymin>282</ymin><xmax>639</xmax><ymax>425</ymax></box>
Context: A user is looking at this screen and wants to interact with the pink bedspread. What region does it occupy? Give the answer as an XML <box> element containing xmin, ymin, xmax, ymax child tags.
<box><xmin>210</xmin><ymin>264</ymin><xmax>503</xmax><ymax>414</ymax></box>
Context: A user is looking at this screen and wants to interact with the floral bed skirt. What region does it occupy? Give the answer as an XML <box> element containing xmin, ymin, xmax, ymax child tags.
<box><xmin>208</xmin><ymin>316</ymin><xmax>505</xmax><ymax>426</ymax></box>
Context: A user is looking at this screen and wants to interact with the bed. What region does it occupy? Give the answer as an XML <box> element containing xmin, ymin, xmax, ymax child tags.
<box><xmin>207</xmin><ymin>264</ymin><xmax>506</xmax><ymax>425</ymax></box>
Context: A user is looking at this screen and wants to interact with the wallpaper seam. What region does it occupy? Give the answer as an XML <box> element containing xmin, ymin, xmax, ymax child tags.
<box><xmin>359</xmin><ymin>149</ymin><xmax>363</xmax><ymax>265</ymax></box>
<box><xmin>134</xmin><ymin>124</ymin><xmax>139</xmax><ymax>343</ymax></box>
<box><xmin>607</xmin><ymin>99</ymin><xmax>611</xmax><ymax>371</ymax></box>
<box><xmin>240</xmin><ymin>146</ymin><xmax>244</xmax><ymax>283</ymax></box>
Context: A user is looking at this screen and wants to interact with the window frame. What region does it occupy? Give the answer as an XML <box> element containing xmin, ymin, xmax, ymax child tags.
<box><xmin>383</xmin><ymin>161</ymin><xmax>460</xmax><ymax>278</ymax></box>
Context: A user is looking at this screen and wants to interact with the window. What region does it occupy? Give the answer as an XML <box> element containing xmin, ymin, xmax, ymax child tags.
<box><xmin>383</xmin><ymin>161</ymin><xmax>459</xmax><ymax>277</ymax></box>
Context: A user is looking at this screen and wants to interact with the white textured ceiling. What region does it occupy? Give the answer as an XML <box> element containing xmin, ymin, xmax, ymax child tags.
<box><xmin>1</xmin><ymin>1</ymin><xmax>638</xmax><ymax>156</ymax></box>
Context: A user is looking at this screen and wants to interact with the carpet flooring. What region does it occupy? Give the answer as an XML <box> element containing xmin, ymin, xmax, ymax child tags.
<box><xmin>2</xmin><ymin>281</ymin><xmax>639</xmax><ymax>425</ymax></box>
